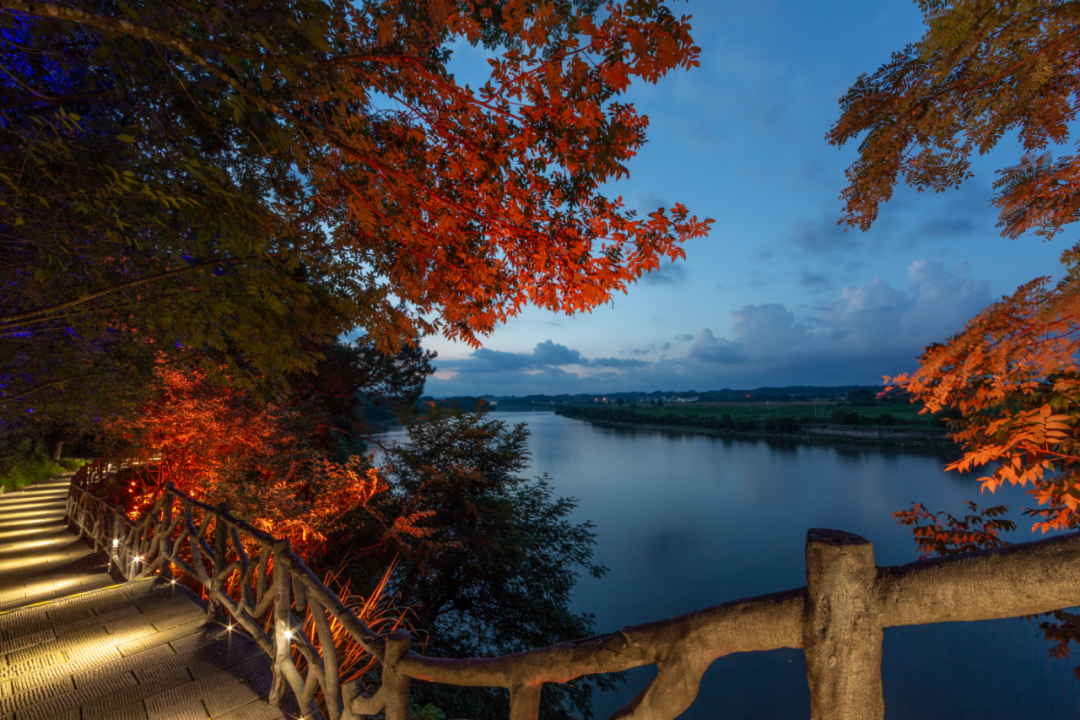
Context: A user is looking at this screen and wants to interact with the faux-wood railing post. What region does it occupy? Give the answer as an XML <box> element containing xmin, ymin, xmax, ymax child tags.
<box><xmin>384</xmin><ymin>630</ymin><xmax>412</xmax><ymax>720</ymax></box>
<box><xmin>160</xmin><ymin>490</ymin><xmax>174</xmax><ymax>577</ymax></box>
<box><xmin>109</xmin><ymin>512</ymin><xmax>123</xmax><ymax>577</ymax></box>
<box><xmin>269</xmin><ymin>539</ymin><xmax>292</xmax><ymax>708</ymax></box>
<box><xmin>803</xmin><ymin>529</ymin><xmax>884</xmax><ymax>720</ymax></box>
<box><xmin>509</xmin><ymin>682</ymin><xmax>543</xmax><ymax>720</ymax></box>
<box><xmin>207</xmin><ymin>503</ymin><xmax>229</xmax><ymax>621</ymax></box>
<box><xmin>64</xmin><ymin>483</ymin><xmax>75</xmax><ymax>532</ymax></box>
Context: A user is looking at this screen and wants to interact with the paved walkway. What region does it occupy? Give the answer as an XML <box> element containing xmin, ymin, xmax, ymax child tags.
<box><xmin>0</xmin><ymin>476</ymin><xmax>287</xmax><ymax>720</ymax></box>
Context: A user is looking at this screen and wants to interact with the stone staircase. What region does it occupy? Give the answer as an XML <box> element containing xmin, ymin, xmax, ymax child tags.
<box><xmin>0</xmin><ymin>476</ymin><xmax>288</xmax><ymax>720</ymax></box>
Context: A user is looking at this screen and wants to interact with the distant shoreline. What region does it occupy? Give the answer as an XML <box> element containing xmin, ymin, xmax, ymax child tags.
<box><xmin>557</xmin><ymin>415</ymin><xmax>955</xmax><ymax>451</ymax></box>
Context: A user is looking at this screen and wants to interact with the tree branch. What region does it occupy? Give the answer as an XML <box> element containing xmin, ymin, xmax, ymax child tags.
<box><xmin>0</xmin><ymin>254</ymin><xmax>269</xmax><ymax>326</ymax></box>
<box><xmin>0</xmin><ymin>351</ymin><xmax>201</xmax><ymax>403</ymax></box>
<box><xmin>954</xmin><ymin>24</ymin><xmax>1080</xmax><ymax>98</ymax></box>
<box><xmin>1</xmin><ymin>1</ymin><xmax>263</xmax><ymax>64</ymax></box>
<box><xmin>3</xmin><ymin>291</ymin><xmax>186</xmax><ymax>328</ymax></box>
<box><xmin>1</xmin><ymin>1</ymin><xmax>587</xmax><ymax>250</ymax></box>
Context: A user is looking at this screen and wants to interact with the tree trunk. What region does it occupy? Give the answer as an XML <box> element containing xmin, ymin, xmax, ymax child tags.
<box><xmin>52</xmin><ymin>440</ymin><xmax>64</xmax><ymax>462</ymax></box>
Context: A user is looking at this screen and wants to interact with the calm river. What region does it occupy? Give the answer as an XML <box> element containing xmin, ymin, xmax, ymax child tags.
<box><xmin>385</xmin><ymin>410</ymin><xmax>1080</xmax><ymax>719</ymax></box>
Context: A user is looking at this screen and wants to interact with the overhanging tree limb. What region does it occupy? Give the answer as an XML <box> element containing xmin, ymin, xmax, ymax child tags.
<box><xmin>0</xmin><ymin>254</ymin><xmax>272</xmax><ymax>326</ymax></box>
<box><xmin>0</xmin><ymin>351</ymin><xmax>200</xmax><ymax>403</ymax></box>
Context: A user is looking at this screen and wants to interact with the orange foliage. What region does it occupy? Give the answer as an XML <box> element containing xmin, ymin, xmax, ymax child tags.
<box><xmin>892</xmin><ymin>501</ymin><xmax>1017</xmax><ymax>559</ymax></box>
<box><xmin>107</xmin><ymin>362</ymin><xmax>385</xmax><ymax>555</ymax></box>
<box><xmin>891</xmin><ymin>495</ymin><xmax>1080</xmax><ymax>677</ymax></box>
<box><xmin>13</xmin><ymin>1</ymin><xmax>713</xmax><ymax>357</ymax></box>
<box><xmin>889</xmin><ymin>278</ymin><xmax>1080</xmax><ymax>533</ymax></box>
<box><xmin>296</xmin><ymin>559</ymin><xmax>418</xmax><ymax>686</ymax></box>
<box><xmin>826</xmin><ymin>1</ymin><xmax>1080</xmax><ymax>536</ymax></box>
<box><xmin>298</xmin><ymin>1</ymin><xmax>714</xmax><ymax>349</ymax></box>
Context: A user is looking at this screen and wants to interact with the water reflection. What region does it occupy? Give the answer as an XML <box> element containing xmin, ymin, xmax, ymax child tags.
<box><xmin>377</xmin><ymin>411</ymin><xmax>1077</xmax><ymax>719</ymax></box>
<box><xmin>497</xmin><ymin>411</ymin><xmax>1079</xmax><ymax>720</ymax></box>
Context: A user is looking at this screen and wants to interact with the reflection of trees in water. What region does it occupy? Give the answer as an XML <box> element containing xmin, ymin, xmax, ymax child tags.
<box><xmin>597</xmin><ymin>420</ymin><xmax>961</xmax><ymax>464</ymax></box>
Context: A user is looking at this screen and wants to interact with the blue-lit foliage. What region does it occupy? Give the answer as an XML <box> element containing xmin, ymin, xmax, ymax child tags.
<box><xmin>0</xmin><ymin>3</ymin><xmax>338</xmax><ymax>446</ymax></box>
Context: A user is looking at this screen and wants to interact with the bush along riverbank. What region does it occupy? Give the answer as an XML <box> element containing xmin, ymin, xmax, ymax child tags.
<box><xmin>554</xmin><ymin>404</ymin><xmax>953</xmax><ymax>448</ymax></box>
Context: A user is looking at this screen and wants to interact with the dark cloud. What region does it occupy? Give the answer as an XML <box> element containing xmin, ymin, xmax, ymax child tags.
<box><xmin>691</xmin><ymin>260</ymin><xmax>988</xmax><ymax>383</ymax></box>
<box><xmin>913</xmin><ymin>215</ymin><xmax>980</xmax><ymax>238</ymax></box>
<box><xmin>786</xmin><ymin>158</ymin><xmax>828</xmax><ymax>186</ymax></box>
<box><xmin>747</xmin><ymin>87</ymin><xmax>786</xmax><ymax>134</ymax></box>
<box><xmin>531</xmin><ymin>339</ymin><xmax>586</xmax><ymax>366</ymax></box>
<box><xmin>661</xmin><ymin>342</ymin><xmax>671</xmax><ymax>351</ymax></box>
<box><xmin>898</xmin><ymin>180</ymin><xmax>998</xmax><ymax>244</ymax></box>
<box><xmin>687</xmin><ymin>120</ymin><xmax>712</xmax><ymax>148</ymax></box>
<box><xmin>742</xmin><ymin>165</ymin><xmax>771</xmax><ymax>184</ymax></box>
<box><xmin>636</xmin><ymin>192</ymin><xmax>669</xmax><ymax>215</ymax></box>
<box><xmin>785</xmin><ymin>216</ymin><xmax>862</xmax><ymax>257</ymax></box>
<box><xmin>467</xmin><ymin>348</ymin><xmax>536</xmax><ymax>373</ymax></box>
<box><xmin>674</xmin><ymin>334</ymin><xmax>694</xmax><ymax>342</ymax></box>
<box><xmin>594</xmin><ymin>357</ymin><xmax>649</xmax><ymax>368</ymax></box>
<box><xmin>783</xmin><ymin>180</ymin><xmax>1001</xmax><ymax>260</ymax></box>
<box><xmin>799</xmin><ymin>270</ymin><xmax>832</xmax><ymax>289</ymax></box>
<box><xmin>688</xmin><ymin>328</ymin><xmax>747</xmax><ymax>364</ymax></box>
<box><xmin>444</xmin><ymin>339</ymin><xmax>588</xmax><ymax>375</ymax></box>
<box><xmin>642</xmin><ymin>260</ymin><xmax>689</xmax><ymax>286</ymax></box>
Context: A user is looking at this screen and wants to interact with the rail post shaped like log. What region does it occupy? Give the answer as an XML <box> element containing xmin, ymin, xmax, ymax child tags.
<box><xmin>64</xmin><ymin>482</ymin><xmax>75</xmax><ymax>526</ymax></box>
<box><xmin>803</xmin><ymin>529</ymin><xmax>884</xmax><ymax>720</ymax></box>
<box><xmin>509</xmin><ymin>682</ymin><xmax>543</xmax><ymax>720</ymax></box>
<box><xmin>384</xmin><ymin>631</ymin><xmax>412</xmax><ymax>720</ymax></box>
<box><xmin>269</xmin><ymin>539</ymin><xmax>293</xmax><ymax>708</ymax></box>
<box><xmin>109</xmin><ymin>512</ymin><xmax>123</xmax><ymax>577</ymax></box>
<box><xmin>207</xmin><ymin>503</ymin><xmax>229</xmax><ymax>621</ymax></box>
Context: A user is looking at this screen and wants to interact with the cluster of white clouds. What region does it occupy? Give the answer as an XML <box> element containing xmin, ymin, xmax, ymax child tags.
<box><xmin>427</xmin><ymin>259</ymin><xmax>992</xmax><ymax>395</ymax></box>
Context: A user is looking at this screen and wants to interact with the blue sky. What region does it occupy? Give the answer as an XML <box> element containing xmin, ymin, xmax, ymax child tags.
<box><xmin>421</xmin><ymin>0</ymin><xmax>1066</xmax><ymax>397</ymax></box>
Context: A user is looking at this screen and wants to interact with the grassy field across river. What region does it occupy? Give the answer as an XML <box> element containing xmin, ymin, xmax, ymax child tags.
<box><xmin>555</xmin><ymin>398</ymin><xmax>956</xmax><ymax>446</ymax></box>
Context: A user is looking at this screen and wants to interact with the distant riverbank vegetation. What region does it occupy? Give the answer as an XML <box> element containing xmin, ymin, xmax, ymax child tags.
<box><xmin>551</xmin><ymin>388</ymin><xmax>958</xmax><ymax>443</ymax></box>
<box><xmin>483</xmin><ymin>386</ymin><xmax>886</xmax><ymax>410</ymax></box>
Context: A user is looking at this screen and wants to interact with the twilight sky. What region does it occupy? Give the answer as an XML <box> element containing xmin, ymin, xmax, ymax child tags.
<box><xmin>420</xmin><ymin>0</ymin><xmax>1067</xmax><ymax>397</ymax></box>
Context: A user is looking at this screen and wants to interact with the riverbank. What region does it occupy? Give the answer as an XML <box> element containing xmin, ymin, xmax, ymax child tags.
<box><xmin>556</xmin><ymin>412</ymin><xmax>955</xmax><ymax>451</ymax></box>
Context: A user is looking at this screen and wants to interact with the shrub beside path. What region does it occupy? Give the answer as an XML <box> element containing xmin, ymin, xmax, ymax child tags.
<box><xmin>0</xmin><ymin>475</ymin><xmax>287</xmax><ymax>720</ymax></box>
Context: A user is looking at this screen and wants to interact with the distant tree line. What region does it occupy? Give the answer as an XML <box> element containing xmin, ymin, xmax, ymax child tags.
<box><xmin>485</xmin><ymin>386</ymin><xmax>889</xmax><ymax>408</ymax></box>
<box><xmin>553</xmin><ymin>406</ymin><xmax>912</xmax><ymax>434</ymax></box>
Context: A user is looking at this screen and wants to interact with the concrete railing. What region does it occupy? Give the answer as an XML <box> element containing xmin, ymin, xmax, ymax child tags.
<box><xmin>66</xmin><ymin>466</ymin><xmax>1080</xmax><ymax>720</ymax></box>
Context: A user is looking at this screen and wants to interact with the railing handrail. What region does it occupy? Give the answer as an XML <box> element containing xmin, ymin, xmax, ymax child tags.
<box><xmin>65</xmin><ymin>462</ymin><xmax>1080</xmax><ymax>720</ymax></box>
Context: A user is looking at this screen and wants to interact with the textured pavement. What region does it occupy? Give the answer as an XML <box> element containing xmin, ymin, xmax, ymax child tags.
<box><xmin>0</xmin><ymin>476</ymin><xmax>286</xmax><ymax>720</ymax></box>
<box><xmin>0</xmin><ymin>476</ymin><xmax>115</xmax><ymax>612</ymax></box>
